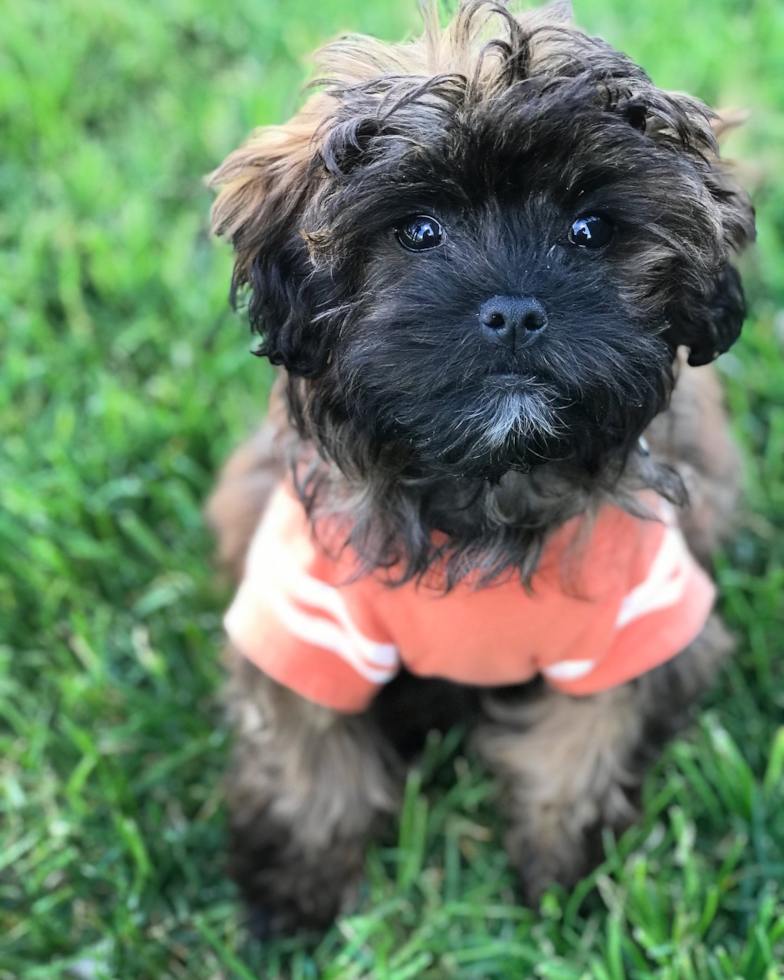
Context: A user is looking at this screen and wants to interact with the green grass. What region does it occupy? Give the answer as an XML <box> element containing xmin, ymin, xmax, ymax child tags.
<box><xmin>1</xmin><ymin>0</ymin><xmax>783</xmax><ymax>977</ymax></box>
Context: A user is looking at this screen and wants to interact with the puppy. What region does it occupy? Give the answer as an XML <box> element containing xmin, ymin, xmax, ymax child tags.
<box><xmin>207</xmin><ymin>0</ymin><xmax>755</xmax><ymax>936</ymax></box>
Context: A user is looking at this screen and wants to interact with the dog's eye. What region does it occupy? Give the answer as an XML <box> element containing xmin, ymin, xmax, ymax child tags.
<box><xmin>568</xmin><ymin>215</ymin><xmax>614</xmax><ymax>250</ymax></box>
<box><xmin>395</xmin><ymin>215</ymin><xmax>444</xmax><ymax>252</ymax></box>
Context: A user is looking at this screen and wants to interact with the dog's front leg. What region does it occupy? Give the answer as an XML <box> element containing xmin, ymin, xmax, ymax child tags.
<box><xmin>225</xmin><ymin>652</ymin><xmax>401</xmax><ymax>936</ymax></box>
<box><xmin>474</xmin><ymin>615</ymin><xmax>731</xmax><ymax>904</ymax></box>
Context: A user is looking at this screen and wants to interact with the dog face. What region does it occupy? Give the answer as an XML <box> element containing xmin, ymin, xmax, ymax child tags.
<box><xmin>211</xmin><ymin>0</ymin><xmax>754</xmax><ymax>482</ymax></box>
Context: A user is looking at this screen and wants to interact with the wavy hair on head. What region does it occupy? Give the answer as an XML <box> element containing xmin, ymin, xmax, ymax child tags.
<box><xmin>209</xmin><ymin>0</ymin><xmax>754</xmax><ymax>588</ymax></box>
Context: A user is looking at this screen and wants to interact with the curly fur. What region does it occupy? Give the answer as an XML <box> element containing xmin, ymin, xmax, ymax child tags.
<box><xmin>210</xmin><ymin>0</ymin><xmax>753</xmax><ymax>588</ymax></box>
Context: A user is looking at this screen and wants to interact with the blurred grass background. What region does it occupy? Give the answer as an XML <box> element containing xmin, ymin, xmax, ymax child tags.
<box><xmin>1</xmin><ymin>0</ymin><xmax>783</xmax><ymax>977</ymax></box>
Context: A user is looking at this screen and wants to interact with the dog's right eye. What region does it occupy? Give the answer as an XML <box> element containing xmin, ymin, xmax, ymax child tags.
<box><xmin>567</xmin><ymin>215</ymin><xmax>615</xmax><ymax>250</ymax></box>
<box><xmin>395</xmin><ymin>215</ymin><xmax>444</xmax><ymax>252</ymax></box>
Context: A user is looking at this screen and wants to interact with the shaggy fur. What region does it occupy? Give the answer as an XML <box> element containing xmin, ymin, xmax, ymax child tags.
<box><xmin>207</xmin><ymin>0</ymin><xmax>755</xmax><ymax>935</ymax></box>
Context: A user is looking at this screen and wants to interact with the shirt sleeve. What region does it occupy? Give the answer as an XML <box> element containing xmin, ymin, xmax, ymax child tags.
<box><xmin>225</xmin><ymin>490</ymin><xmax>400</xmax><ymax>713</ymax></box>
<box><xmin>539</xmin><ymin>519</ymin><xmax>716</xmax><ymax>697</ymax></box>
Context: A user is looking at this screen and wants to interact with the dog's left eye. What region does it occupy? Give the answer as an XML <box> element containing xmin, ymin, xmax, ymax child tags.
<box><xmin>395</xmin><ymin>215</ymin><xmax>444</xmax><ymax>252</ymax></box>
<box><xmin>568</xmin><ymin>215</ymin><xmax>615</xmax><ymax>250</ymax></box>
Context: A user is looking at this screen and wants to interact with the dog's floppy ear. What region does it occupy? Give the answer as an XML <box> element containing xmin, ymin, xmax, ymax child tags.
<box><xmin>637</xmin><ymin>97</ymin><xmax>755</xmax><ymax>365</ymax></box>
<box><xmin>678</xmin><ymin>137</ymin><xmax>755</xmax><ymax>366</ymax></box>
<box><xmin>674</xmin><ymin>263</ymin><xmax>747</xmax><ymax>367</ymax></box>
<box><xmin>209</xmin><ymin>97</ymin><xmax>331</xmax><ymax>376</ymax></box>
<box><xmin>609</xmin><ymin>89</ymin><xmax>755</xmax><ymax>364</ymax></box>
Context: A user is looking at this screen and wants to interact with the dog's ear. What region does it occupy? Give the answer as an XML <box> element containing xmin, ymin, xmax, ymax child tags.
<box><xmin>209</xmin><ymin>97</ymin><xmax>331</xmax><ymax>376</ymax></box>
<box><xmin>627</xmin><ymin>93</ymin><xmax>755</xmax><ymax>365</ymax></box>
<box><xmin>673</xmin><ymin>262</ymin><xmax>747</xmax><ymax>367</ymax></box>
<box><xmin>678</xmin><ymin>109</ymin><xmax>756</xmax><ymax>366</ymax></box>
<box><xmin>678</xmin><ymin>124</ymin><xmax>755</xmax><ymax>366</ymax></box>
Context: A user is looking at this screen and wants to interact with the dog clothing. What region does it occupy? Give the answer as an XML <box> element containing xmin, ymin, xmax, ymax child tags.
<box><xmin>225</xmin><ymin>483</ymin><xmax>715</xmax><ymax>713</ymax></box>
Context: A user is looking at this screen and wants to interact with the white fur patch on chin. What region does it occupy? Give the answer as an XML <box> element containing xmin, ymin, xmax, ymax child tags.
<box><xmin>479</xmin><ymin>389</ymin><xmax>558</xmax><ymax>449</ymax></box>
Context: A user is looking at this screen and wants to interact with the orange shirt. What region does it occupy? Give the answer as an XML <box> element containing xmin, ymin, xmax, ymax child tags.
<box><xmin>225</xmin><ymin>484</ymin><xmax>715</xmax><ymax>713</ymax></box>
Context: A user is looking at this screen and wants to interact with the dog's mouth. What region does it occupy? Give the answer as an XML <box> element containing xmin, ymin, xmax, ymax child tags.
<box><xmin>482</xmin><ymin>371</ymin><xmax>536</xmax><ymax>391</ymax></box>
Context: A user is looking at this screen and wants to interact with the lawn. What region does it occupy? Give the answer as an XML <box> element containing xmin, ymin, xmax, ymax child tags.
<box><xmin>1</xmin><ymin>0</ymin><xmax>783</xmax><ymax>977</ymax></box>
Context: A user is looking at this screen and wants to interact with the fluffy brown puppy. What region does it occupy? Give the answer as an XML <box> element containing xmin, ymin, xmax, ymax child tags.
<box><xmin>207</xmin><ymin>0</ymin><xmax>755</xmax><ymax>936</ymax></box>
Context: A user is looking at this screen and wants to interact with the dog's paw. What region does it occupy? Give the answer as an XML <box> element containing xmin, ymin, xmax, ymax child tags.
<box><xmin>230</xmin><ymin>823</ymin><xmax>365</xmax><ymax>938</ymax></box>
<box><xmin>243</xmin><ymin>893</ymin><xmax>341</xmax><ymax>941</ymax></box>
<box><xmin>508</xmin><ymin>790</ymin><xmax>639</xmax><ymax>906</ymax></box>
<box><xmin>511</xmin><ymin>827</ymin><xmax>601</xmax><ymax>907</ymax></box>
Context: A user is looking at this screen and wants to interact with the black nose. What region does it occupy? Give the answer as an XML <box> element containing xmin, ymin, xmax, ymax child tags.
<box><xmin>479</xmin><ymin>295</ymin><xmax>547</xmax><ymax>349</ymax></box>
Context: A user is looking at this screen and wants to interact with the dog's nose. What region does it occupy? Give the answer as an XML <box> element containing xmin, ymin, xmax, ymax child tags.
<box><xmin>479</xmin><ymin>296</ymin><xmax>547</xmax><ymax>349</ymax></box>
